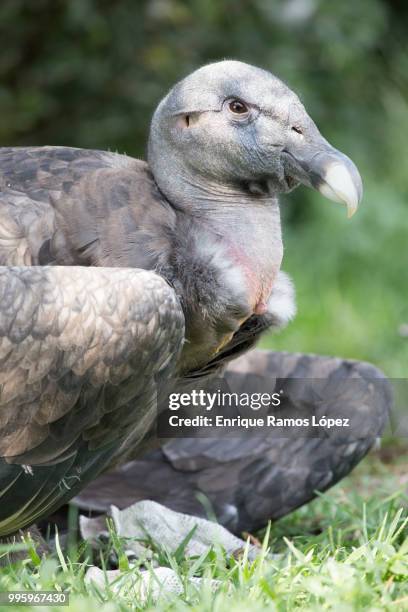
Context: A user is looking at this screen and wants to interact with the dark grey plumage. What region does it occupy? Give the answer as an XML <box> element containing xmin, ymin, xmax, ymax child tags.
<box><xmin>75</xmin><ymin>349</ymin><xmax>390</xmax><ymax>534</ymax></box>
<box><xmin>0</xmin><ymin>266</ymin><xmax>183</xmax><ymax>533</ymax></box>
<box><xmin>0</xmin><ymin>145</ymin><xmax>292</xmax><ymax>375</ymax></box>
<box><xmin>0</xmin><ymin>60</ymin><xmax>369</xmax><ymax>536</ymax></box>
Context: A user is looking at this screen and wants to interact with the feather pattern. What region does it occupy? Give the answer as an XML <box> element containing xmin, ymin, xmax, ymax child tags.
<box><xmin>0</xmin><ymin>264</ymin><xmax>184</xmax><ymax>534</ymax></box>
<box><xmin>75</xmin><ymin>349</ymin><xmax>390</xmax><ymax>534</ymax></box>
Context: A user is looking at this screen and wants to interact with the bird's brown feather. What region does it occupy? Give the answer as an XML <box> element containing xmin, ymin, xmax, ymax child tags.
<box><xmin>0</xmin><ymin>266</ymin><xmax>183</xmax><ymax>462</ymax></box>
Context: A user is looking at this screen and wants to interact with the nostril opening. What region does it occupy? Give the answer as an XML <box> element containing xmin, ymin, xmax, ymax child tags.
<box><xmin>291</xmin><ymin>126</ymin><xmax>303</xmax><ymax>135</ymax></box>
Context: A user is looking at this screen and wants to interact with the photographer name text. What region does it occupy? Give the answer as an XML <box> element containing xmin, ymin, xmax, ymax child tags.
<box><xmin>167</xmin><ymin>414</ymin><xmax>350</xmax><ymax>429</ymax></box>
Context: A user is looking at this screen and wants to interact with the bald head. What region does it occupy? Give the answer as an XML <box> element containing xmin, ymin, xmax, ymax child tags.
<box><xmin>161</xmin><ymin>60</ymin><xmax>297</xmax><ymax>116</ymax></box>
<box><xmin>148</xmin><ymin>60</ymin><xmax>362</xmax><ymax>217</ymax></box>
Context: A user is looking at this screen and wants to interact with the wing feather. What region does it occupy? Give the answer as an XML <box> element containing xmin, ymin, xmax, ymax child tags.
<box><xmin>0</xmin><ymin>266</ymin><xmax>184</xmax><ymax>462</ymax></box>
<box><xmin>0</xmin><ymin>146</ymin><xmax>151</xmax><ymax>266</ymax></box>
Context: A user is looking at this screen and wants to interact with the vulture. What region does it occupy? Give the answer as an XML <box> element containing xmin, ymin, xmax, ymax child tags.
<box><xmin>0</xmin><ymin>60</ymin><xmax>388</xmax><ymax>539</ymax></box>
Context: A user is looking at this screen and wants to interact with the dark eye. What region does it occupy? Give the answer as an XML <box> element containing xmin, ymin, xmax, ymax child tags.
<box><xmin>228</xmin><ymin>99</ymin><xmax>249</xmax><ymax>114</ymax></box>
<box><xmin>291</xmin><ymin>126</ymin><xmax>303</xmax><ymax>135</ymax></box>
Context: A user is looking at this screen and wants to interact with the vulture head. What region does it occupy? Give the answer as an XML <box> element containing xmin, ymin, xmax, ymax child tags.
<box><xmin>148</xmin><ymin>60</ymin><xmax>362</xmax><ymax>217</ymax></box>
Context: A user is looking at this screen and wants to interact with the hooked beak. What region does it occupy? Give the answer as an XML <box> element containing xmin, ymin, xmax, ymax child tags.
<box><xmin>283</xmin><ymin>139</ymin><xmax>363</xmax><ymax>218</ymax></box>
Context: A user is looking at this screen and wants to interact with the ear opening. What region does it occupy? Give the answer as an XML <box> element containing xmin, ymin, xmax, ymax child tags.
<box><xmin>176</xmin><ymin>113</ymin><xmax>199</xmax><ymax>129</ymax></box>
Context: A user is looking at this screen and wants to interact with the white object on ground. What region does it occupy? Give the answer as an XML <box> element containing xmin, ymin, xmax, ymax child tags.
<box><xmin>85</xmin><ymin>565</ymin><xmax>220</xmax><ymax>603</ymax></box>
<box><xmin>80</xmin><ymin>499</ymin><xmax>258</xmax><ymax>560</ymax></box>
<box><xmin>82</xmin><ymin>499</ymin><xmax>264</xmax><ymax>602</ymax></box>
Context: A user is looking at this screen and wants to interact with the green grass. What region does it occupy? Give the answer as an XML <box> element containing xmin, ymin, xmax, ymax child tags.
<box><xmin>0</xmin><ymin>450</ymin><xmax>407</xmax><ymax>611</ymax></box>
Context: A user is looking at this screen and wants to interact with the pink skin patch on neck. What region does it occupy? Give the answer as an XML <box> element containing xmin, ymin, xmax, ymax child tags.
<box><xmin>224</xmin><ymin>241</ymin><xmax>275</xmax><ymax>316</ymax></box>
<box><xmin>254</xmin><ymin>301</ymin><xmax>268</xmax><ymax>315</ymax></box>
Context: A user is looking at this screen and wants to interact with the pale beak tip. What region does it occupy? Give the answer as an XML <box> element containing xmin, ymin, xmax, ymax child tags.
<box><xmin>319</xmin><ymin>159</ymin><xmax>362</xmax><ymax>219</ymax></box>
<box><xmin>347</xmin><ymin>200</ymin><xmax>358</xmax><ymax>219</ymax></box>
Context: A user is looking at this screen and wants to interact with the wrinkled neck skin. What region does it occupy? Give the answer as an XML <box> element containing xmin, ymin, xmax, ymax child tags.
<box><xmin>176</xmin><ymin>172</ymin><xmax>283</xmax><ymax>306</ymax></box>
<box><xmin>150</xmin><ymin>148</ymin><xmax>283</xmax><ymax>371</ymax></box>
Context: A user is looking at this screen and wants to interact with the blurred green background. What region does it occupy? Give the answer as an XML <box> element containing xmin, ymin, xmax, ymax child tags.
<box><xmin>1</xmin><ymin>0</ymin><xmax>407</xmax><ymax>375</ymax></box>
